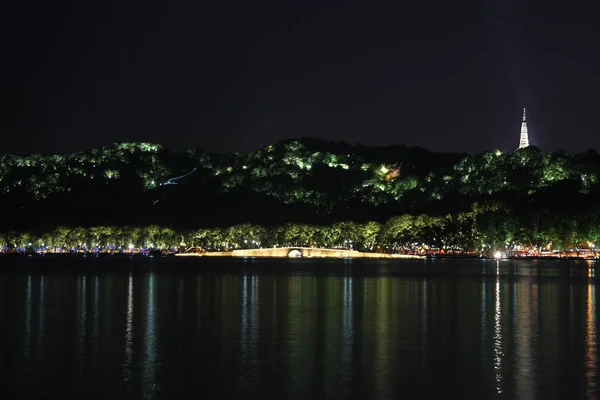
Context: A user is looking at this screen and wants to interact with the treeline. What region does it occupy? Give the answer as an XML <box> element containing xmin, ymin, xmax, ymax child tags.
<box><xmin>3</xmin><ymin>139</ymin><xmax>600</xmax><ymax>233</ymax></box>
<box><xmin>0</xmin><ymin>139</ymin><xmax>462</xmax><ymax>229</ymax></box>
<box><xmin>3</xmin><ymin>204</ymin><xmax>600</xmax><ymax>254</ymax></box>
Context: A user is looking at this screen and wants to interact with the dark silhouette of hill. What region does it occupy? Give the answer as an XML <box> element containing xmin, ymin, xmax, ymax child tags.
<box><xmin>1</xmin><ymin>138</ymin><xmax>598</xmax><ymax>233</ymax></box>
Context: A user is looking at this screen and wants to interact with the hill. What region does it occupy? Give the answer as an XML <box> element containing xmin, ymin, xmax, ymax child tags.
<box><xmin>1</xmin><ymin>138</ymin><xmax>599</xmax><ymax>239</ymax></box>
<box><xmin>0</xmin><ymin>138</ymin><xmax>466</xmax><ymax>229</ymax></box>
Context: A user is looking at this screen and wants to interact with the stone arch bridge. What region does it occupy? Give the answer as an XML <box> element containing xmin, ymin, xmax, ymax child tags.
<box><xmin>177</xmin><ymin>247</ymin><xmax>423</xmax><ymax>259</ymax></box>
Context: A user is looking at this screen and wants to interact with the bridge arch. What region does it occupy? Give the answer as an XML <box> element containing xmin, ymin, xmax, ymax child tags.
<box><xmin>288</xmin><ymin>249</ymin><xmax>303</xmax><ymax>258</ymax></box>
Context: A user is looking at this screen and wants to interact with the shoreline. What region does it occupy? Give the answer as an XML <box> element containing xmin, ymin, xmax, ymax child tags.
<box><xmin>0</xmin><ymin>251</ymin><xmax>596</xmax><ymax>262</ymax></box>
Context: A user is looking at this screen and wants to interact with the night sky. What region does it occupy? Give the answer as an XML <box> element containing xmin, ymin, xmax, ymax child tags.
<box><xmin>5</xmin><ymin>0</ymin><xmax>600</xmax><ymax>155</ymax></box>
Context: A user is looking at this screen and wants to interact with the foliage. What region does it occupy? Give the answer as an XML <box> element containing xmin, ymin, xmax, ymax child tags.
<box><xmin>3</xmin><ymin>204</ymin><xmax>600</xmax><ymax>255</ymax></box>
<box><xmin>2</xmin><ymin>139</ymin><xmax>600</xmax><ymax>246</ymax></box>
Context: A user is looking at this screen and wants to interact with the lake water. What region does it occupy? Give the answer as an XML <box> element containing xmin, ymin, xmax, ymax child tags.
<box><xmin>0</xmin><ymin>256</ymin><xmax>598</xmax><ymax>399</ymax></box>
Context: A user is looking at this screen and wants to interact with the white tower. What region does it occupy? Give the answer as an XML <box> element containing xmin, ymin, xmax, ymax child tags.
<box><xmin>518</xmin><ymin>108</ymin><xmax>529</xmax><ymax>149</ymax></box>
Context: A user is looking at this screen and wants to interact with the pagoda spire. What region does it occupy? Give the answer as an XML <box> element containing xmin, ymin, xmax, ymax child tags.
<box><xmin>517</xmin><ymin>107</ymin><xmax>529</xmax><ymax>149</ymax></box>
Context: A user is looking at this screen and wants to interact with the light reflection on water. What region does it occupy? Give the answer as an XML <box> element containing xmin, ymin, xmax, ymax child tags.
<box><xmin>250</xmin><ymin>274</ymin><xmax>259</xmax><ymax>371</ymax></box>
<box><xmin>24</xmin><ymin>275</ymin><xmax>32</xmax><ymax>359</ymax></box>
<box><xmin>240</xmin><ymin>271</ymin><xmax>260</xmax><ymax>383</ymax></box>
<box><xmin>38</xmin><ymin>276</ymin><xmax>45</xmax><ymax>349</ymax></box>
<box><xmin>91</xmin><ymin>276</ymin><xmax>99</xmax><ymax>361</ymax></box>
<box><xmin>240</xmin><ymin>272</ymin><xmax>249</xmax><ymax>381</ymax></box>
<box><xmin>493</xmin><ymin>271</ymin><xmax>504</xmax><ymax>394</ymax></box>
<box><xmin>376</xmin><ymin>276</ymin><xmax>391</xmax><ymax>397</ymax></box>
<box><xmin>123</xmin><ymin>273</ymin><xmax>134</xmax><ymax>385</ymax></box>
<box><xmin>481</xmin><ymin>277</ymin><xmax>486</xmax><ymax>362</ymax></box>
<box><xmin>142</xmin><ymin>273</ymin><xmax>158</xmax><ymax>399</ymax></box>
<box><xmin>2</xmin><ymin>258</ymin><xmax>600</xmax><ymax>399</ymax></box>
<box><xmin>341</xmin><ymin>269</ymin><xmax>353</xmax><ymax>384</ymax></box>
<box><xmin>586</xmin><ymin>277</ymin><xmax>597</xmax><ymax>398</ymax></box>
<box><xmin>515</xmin><ymin>277</ymin><xmax>537</xmax><ymax>400</ymax></box>
<box><xmin>421</xmin><ymin>277</ymin><xmax>427</xmax><ymax>369</ymax></box>
<box><xmin>76</xmin><ymin>274</ymin><xmax>87</xmax><ymax>381</ymax></box>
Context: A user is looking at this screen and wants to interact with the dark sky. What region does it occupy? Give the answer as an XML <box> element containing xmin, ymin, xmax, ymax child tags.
<box><xmin>5</xmin><ymin>0</ymin><xmax>600</xmax><ymax>155</ymax></box>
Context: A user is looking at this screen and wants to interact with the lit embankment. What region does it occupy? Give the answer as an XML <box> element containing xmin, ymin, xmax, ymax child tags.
<box><xmin>176</xmin><ymin>247</ymin><xmax>424</xmax><ymax>259</ymax></box>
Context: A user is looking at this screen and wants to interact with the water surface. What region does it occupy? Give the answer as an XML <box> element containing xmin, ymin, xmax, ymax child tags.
<box><xmin>0</xmin><ymin>257</ymin><xmax>598</xmax><ymax>399</ymax></box>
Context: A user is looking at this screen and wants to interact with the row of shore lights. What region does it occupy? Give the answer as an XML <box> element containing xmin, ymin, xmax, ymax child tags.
<box><xmin>29</xmin><ymin>243</ymin><xmax>156</xmax><ymax>250</ymax></box>
<box><xmin>493</xmin><ymin>243</ymin><xmax>596</xmax><ymax>259</ymax></box>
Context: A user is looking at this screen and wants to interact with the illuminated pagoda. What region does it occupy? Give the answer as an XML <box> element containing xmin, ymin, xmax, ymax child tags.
<box><xmin>517</xmin><ymin>108</ymin><xmax>529</xmax><ymax>150</ymax></box>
